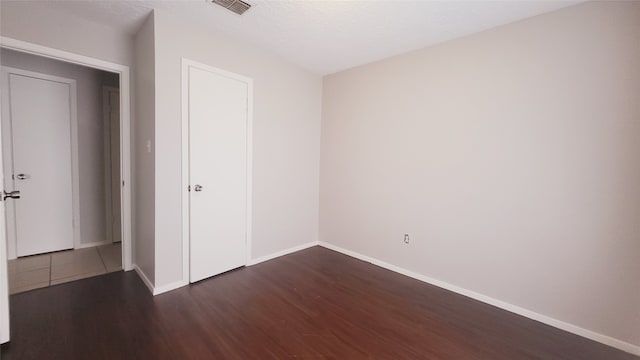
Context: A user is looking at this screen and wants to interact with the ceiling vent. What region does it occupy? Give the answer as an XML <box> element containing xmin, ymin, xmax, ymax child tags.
<box><xmin>210</xmin><ymin>0</ymin><xmax>252</xmax><ymax>15</ymax></box>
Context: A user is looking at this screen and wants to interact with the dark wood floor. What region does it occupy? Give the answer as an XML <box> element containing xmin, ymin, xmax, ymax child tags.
<box><xmin>1</xmin><ymin>246</ymin><xmax>637</xmax><ymax>360</ymax></box>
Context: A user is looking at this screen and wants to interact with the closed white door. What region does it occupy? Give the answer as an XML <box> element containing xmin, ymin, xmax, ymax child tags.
<box><xmin>1</xmin><ymin>68</ymin><xmax>75</xmax><ymax>257</ymax></box>
<box><xmin>187</xmin><ymin>64</ymin><xmax>250</xmax><ymax>283</ymax></box>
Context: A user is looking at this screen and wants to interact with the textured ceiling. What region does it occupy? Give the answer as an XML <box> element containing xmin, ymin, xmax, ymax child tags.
<box><xmin>14</xmin><ymin>0</ymin><xmax>582</xmax><ymax>75</ymax></box>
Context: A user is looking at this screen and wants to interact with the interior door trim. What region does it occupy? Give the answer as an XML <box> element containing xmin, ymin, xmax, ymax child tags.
<box><xmin>0</xmin><ymin>66</ymin><xmax>80</xmax><ymax>259</ymax></box>
<box><xmin>180</xmin><ymin>58</ymin><xmax>254</xmax><ymax>285</ymax></box>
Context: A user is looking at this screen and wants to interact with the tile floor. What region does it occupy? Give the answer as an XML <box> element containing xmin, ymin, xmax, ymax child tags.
<box><xmin>7</xmin><ymin>242</ymin><xmax>122</xmax><ymax>294</ymax></box>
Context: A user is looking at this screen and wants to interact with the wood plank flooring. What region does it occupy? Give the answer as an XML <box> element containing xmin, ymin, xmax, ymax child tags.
<box><xmin>1</xmin><ymin>246</ymin><xmax>637</xmax><ymax>359</ymax></box>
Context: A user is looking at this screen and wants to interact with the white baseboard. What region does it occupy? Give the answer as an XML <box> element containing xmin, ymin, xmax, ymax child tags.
<box><xmin>76</xmin><ymin>240</ymin><xmax>112</xmax><ymax>249</ymax></box>
<box><xmin>161</xmin><ymin>241</ymin><xmax>318</xmax><ymax>293</ymax></box>
<box><xmin>153</xmin><ymin>280</ymin><xmax>189</xmax><ymax>296</ymax></box>
<box><xmin>133</xmin><ymin>242</ymin><xmax>318</xmax><ymax>296</ymax></box>
<box><xmin>153</xmin><ymin>240</ymin><xmax>318</xmax><ymax>294</ymax></box>
<box><xmin>317</xmin><ymin>241</ymin><xmax>640</xmax><ymax>356</ymax></box>
<box><xmin>134</xmin><ymin>264</ymin><xmax>189</xmax><ymax>296</ymax></box>
<box><xmin>133</xmin><ymin>265</ymin><xmax>154</xmax><ymax>294</ymax></box>
<box><xmin>248</xmin><ymin>241</ymin><xmax>318</xmax><ymax>266</ymax></box>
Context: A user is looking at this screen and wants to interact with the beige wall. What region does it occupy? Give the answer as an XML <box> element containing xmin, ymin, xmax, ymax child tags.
<box><xmin>133</xmin><ymin>14</ymin><xmax>156</xmax><ymax>285</ymax></box>
<box><xmin>0</xmin><ymin>2</ymin><xmax>132</xmax><ymax>67</ymax></box>
<box><xmin>1</xmin><ymin>48</ymin><xmax>109</xmax><ymax>246</ymax></box>
<box><xmin>153</xmin><ymin>9</ymin><xmax>322</xmax><ymax>287</ymax></box>
<box><xmin>321</xmin><ymin>1</ymin><xmax>640</xmax><ymax>347</ymax></box>
<box><xmin>3</xmin><ymin>0</ymin><xmax>637</xmax><ymax>351</ymax></box>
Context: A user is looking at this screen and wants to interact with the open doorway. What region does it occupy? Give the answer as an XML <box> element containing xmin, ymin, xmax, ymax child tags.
<box><xmin>0</xmin><ymin>48</ymin><xmax>123</xmax><ymax>293</ymax></box>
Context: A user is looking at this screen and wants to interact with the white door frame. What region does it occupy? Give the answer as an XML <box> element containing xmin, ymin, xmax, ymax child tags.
<box><xmin>0</xmin><ymin>83</ymin><xmax>9</xmax><ymax>343</ymax></box>
<box><xmin>181</xmin><ymin>58</ymin><xmax>253</xmax><ymax>284</ymax></box>
<box><xmin>1</xmin><ymin>67</ymin><xmax>80</xmax><ymax>258</ymax></box>
<box><xmin>0</xmin><ymin>37</ymin><xmax>133</xmax><ymax>272</ymax></box>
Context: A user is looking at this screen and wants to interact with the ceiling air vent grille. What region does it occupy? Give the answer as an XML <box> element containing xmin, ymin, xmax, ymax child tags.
<box><xmin>211</xmin><ymin>0</ymin><xmax>252</xmax><ymax>15</ymax></box>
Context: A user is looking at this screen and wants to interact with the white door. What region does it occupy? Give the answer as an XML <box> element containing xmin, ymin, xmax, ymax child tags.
<box><xmin>187</xmin><ymin>64</ymin><xmax>251</xmax><ymax>283</ymax></box>
<box><xmin>1</xmin><ymin>68</ymin><xmax>75</xmax><ymax>257</ymax></box>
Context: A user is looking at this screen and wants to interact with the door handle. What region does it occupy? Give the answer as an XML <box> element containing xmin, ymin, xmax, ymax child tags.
<box><xmin>15</xmin><ymin>173</ymin><xmax>30</xmax><ymax>180</ymax></box>
<box><xmin>194</xmin><ymin>184</ymin><xmax>203</xmax><ymax>192</ymax></box>
<box><xmin>3</xmin><ymin>190</ymin><xmax>20</xmax><ymax>200</ymax></box>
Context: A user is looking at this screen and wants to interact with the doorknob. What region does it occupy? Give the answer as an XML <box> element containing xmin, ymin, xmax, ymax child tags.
<box><xmin>194</xmin><ymin>184</ymin><xmax>203</xmax><ymax>192</ymax></box>
<box><xmin>3</xmin><ymin>190</ymin><xmax>20</xmax><ymax>200</ymax></box>
<box><xmin>15</xmin><ymin>173</ymin><xmax>31</xmax><ymax>180</ymax></box>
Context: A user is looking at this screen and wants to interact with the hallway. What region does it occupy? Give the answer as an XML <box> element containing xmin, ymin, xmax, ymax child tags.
<box><xmin>7</xmin><ymin>243</ymin><xmax>122</xmax><ymax>294</ymax></box>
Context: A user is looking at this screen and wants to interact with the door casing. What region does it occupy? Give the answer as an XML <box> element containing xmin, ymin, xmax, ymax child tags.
<box><xmin>0</xmin><ymin>66</ymin><xmax>9</xmax><ymax>345</ymax></box>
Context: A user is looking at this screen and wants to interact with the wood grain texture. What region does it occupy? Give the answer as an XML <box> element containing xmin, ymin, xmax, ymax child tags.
<box><xmin>1</xmin><ymin>246</ymin><xmax>637</xmax><ymax>359</ymax></box>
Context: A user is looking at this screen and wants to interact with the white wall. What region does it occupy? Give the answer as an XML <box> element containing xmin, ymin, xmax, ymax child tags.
<box><xmin>153</xmin><ymin>9</ymin><xmax>322</xmax><ymax>287</ymax></box>
<box><xmin>0</xmin><ymin>48</ymin><xmax>110</xmax><ymax>246</ymax></box>
<box><xmin>133</xmin><ymin>14</ymin><xmax>156</xmax><ymax>285</ymax></box>
<box><xmin>321</xmin><ymin>1</ymin><xmax>640</xmax><ymax>348</ymax></box>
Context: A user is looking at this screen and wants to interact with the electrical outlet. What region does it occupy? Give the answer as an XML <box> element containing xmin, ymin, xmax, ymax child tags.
<box><xmin>403</xmin><ymin>233</ymin><xmax>410</xmax><ymax>244</ymax></box>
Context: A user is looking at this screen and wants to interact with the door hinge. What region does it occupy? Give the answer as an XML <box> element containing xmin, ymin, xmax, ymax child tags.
<box><xmin>188</xmin><ymin>185</ymin><xmax>191</xmax><ymax>192</ymax></box>
<box><xmin>122</xmin><ymin>180</ymin><xmax>125</xmax><ymax>187</ymax></box>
